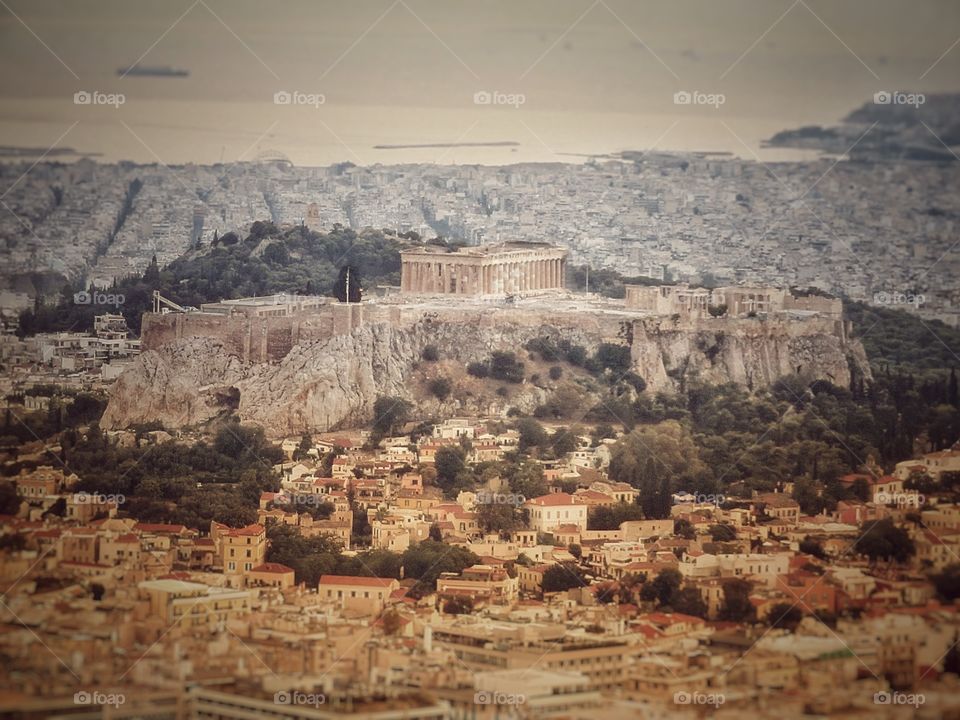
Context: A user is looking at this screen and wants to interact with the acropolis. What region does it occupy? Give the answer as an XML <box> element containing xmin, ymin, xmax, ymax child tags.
<box><xmin>400</xmin><ymin>242</ymin><xmax>567</xmax><ymax>295</ymax></box>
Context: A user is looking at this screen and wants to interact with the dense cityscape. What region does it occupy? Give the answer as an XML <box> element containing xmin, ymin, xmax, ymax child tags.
<box><xmin>3</xmin><ymin>150</ymin><xmax>959</xmax><ymax>326</ymax></box>
<box><xmin>2</xmin><ymin>1</ymin><xmax>960</xmax><ymax>719</ymax></box>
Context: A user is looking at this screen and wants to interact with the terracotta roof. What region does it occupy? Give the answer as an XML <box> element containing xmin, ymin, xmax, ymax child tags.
<box><xmin>319</xmin><ymin>574</ymin><xmax>397</xmax><ymax>588</ymax></box>
<box><xmin>574</xmin><ymin>489</ymin><xmax>614</xmax><ymax>501</ymax></box>
<box><xmin>526</xmin><ymin>492</ymin><xmax>584</xmax><ymax>507</ymax></box>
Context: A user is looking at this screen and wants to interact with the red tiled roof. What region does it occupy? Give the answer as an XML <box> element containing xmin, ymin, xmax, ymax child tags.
<box><xmin>319</xmin><ymin>575</ymin><xmax>397</xmax><ymax>588</ymax></box>
<box><xmin>526</xmin><ymin>492</ymin><xmax>583</xmax><ymax>507</ymax></box>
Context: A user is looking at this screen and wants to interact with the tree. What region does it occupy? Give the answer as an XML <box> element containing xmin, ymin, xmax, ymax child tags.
<box><xmin>401</xmin><ymin>541</ymin><xmax>480</xmax><ymax>595</ymax></box>
<box><xmin>718</xmin><ymin>578</ymin><xmax>755</xmax><ymax>622</ymax></box>
<box><xmin>0</xmin><ymin>482</ymin><xmax>22</xmax><ymax>515</ymax></box>
<box><xmin>671</xmin><ymin>587</ymin><xmax>708</xmax><ymax>617</ymax></box>
<box><xmin>422</xmin><ymin>345</ymin><xmax>440</xmax><ymax>362</ymax></box>
<box><xmin>442</xmin><ymin>595</ymin><xmax>474</xmax><ymax>614</ymax></box>
<box><xmin>505</xmin><ymin>459</ymin><xmax>547</xmax><ymax>499</ymax></box>
<box><xmin>945</xmin><ymin>634</ymin><xmax>960</xmax><ymax>676</ymax></box>
<box><xmin>593</xmin><ymin>343</ymin><xmax>631</xmax><ymax>374</ymax></box>
<box><xmin>541</xmin><ymin>563</ymin><xmax>587</xmax><ymax>593</ymax></box>
<box><xmin>517</xmin><ymin>418</ymin><xmax>548</xmax><ymax>452</ymax></box>
<box><xmin>549</xmin><ymin>426</ymin><xmax>579</xmax><ymax>455</ymax></box>
<box><xmin>709</xmin><ymin>524</ymin><xmax>737</xmax><ymax>542</ymax></box>
<box><xmin>674</xmin><ymin>518</ymin><xmax>696</xmax><ymax>540</ymax></box>
<box><xmin>932</xmin><ymin>564</ymin><xmax>960</xmax><ymax>601</ymax></box>
<box><xmin>489</xmin><ymin>351</ymin><xmax>525</xmax><ymax>383</ymax></box>
<box><xmin>371</xmin><ymin>396</ymin><xmax>412</xmax><ymax>439</ymax></box>
<box><xmin>589</xmin><ymin>503</ymin><xmax>645</xmax><ymax>530</ymax></box>
<box><xmin>609</xmin><ymin>421</ymin><xmax>705</xmax><ymax>519</ymax></box>
<box><xmin>466</xmin><ymin>361</ymin><xmax>489</xmax><ymax>378</ymax></box>
<box><xmin>428</xmin><ymin>377</ymin><xmax>452</xmax><ymax>401</ymax></box>
<box><xmin>429</xmin><ymin>523</ymin><xmax>443</xmax><ymax>541</ymax></box>
<box><xmin>266</xmin><ymin>524</ymin><xmax>343</xmax><ymax>585</ymax></box>
<box><xmin>767</xmin><ymin>602</ymin><xmax>803</xmax><ymax>631</ymax></box>
<box><xmin>335</xmin><ymin>264</ymin><xmax>362</xmax><ymax>303</ymax></box>
<box><xmin>799</xmin><ymin>537</ymin><xmax>826</xmax><ymax>559</ymax></box>
<box><xmin>294</xmin><ymin>433</ymin><xmax>312</xmax><ymax>460</ymax></box>
<box><xmin>475</xmin><ymin>498</ymin><xmax>521</xmax><ymax>534</ymax></box>
<box><xmin>856</xmin><ymin>519</ymin><xmax>915</xmax><ymax>564</ymax></box>
<box><xmin>640</xmin><ymin>569</ymin><xmax>682</xmax><ymax>606</ymax></box>
<box><xmin>549</xmin><ymin>365</ymin><xmax>563</xmax><ymax>381</ymax></box>
<box><xmin>435</xmin><ymin>446</ymin><xmax>467</xmax><ymax>486</ymax></box>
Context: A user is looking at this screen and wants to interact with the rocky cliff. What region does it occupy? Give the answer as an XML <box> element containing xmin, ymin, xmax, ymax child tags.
<box><xmin>103</xmin><ymin>306</ymin><xmax>871</xmax><ymax>436</ymax></box>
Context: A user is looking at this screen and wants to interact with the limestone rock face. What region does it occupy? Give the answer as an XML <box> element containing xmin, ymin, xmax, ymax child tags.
<box><xmin>103</xmin><ymin>312</ymin><xmax>871</xmax><ymax>437</ymax></box>
<box><xmin>631</xmin><ymin>317</ymin><xmax>869</xmax><ymax>392</ymax></box>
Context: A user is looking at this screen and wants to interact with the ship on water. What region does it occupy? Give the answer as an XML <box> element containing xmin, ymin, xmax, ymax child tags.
<box><xmin>117</xmin><ymin>64</ymin><xmax>189</xmax><ymax>78</ymax></box>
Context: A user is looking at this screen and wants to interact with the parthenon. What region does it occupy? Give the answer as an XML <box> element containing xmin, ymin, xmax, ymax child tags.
<box><xmin>400</xmin><ymin>242</ymin><xmax>567</xmax><ymax>296</ymax></box>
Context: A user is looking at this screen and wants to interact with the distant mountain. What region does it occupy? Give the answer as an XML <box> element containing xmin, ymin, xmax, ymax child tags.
<box><xmin>766</xmin><ymin>93</ymin><xmax>960</xmax><ymax>161</ymax></box>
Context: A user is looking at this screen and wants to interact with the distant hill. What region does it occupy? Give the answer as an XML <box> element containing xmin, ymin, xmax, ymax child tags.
<box><xmin>766</xmin><ymin>93</ymin><xmax>960</xmax><ymax>161</ymax></box>
<box><xmin>17</xmin><ymin>222</ymin><xmax>414</xmax><ymax>336</ymax></box>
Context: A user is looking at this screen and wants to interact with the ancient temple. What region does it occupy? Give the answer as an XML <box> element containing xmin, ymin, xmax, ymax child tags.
<box><xmin>400</xmin><ymin>242</ymin><xmax>567</xmax><ymax>296</ymax></box>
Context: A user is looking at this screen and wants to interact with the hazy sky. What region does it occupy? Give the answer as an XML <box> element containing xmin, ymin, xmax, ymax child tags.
<box><xmin>1</xmin><ymin>0</ymin><xmax>959</xmax><ymax>164</ymax></box>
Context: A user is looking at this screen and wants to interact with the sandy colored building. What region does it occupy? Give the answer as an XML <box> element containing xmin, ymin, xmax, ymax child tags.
<box><xmin>524</xmin><ymin>493</ymin><xmax>588</xmax><ymax>533</ymax></box>
<box><xmin>246</xmin><ymin>562</ymin><xmax>296</xmax><ymax>588</ymax></box>
<box><xmin>318</xmin><ymin>574</ymin><xmax>400</xmax><ymax>614</ymax></box>
<box><xmin>138</xmin><ymin>579</ymin><xmax>252</xmax><ymax>629</ymax></box>
<box><xmin>212</xmin><ymin>522</ymin><xmax>267</xmax><ymax>586</ymax></box>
